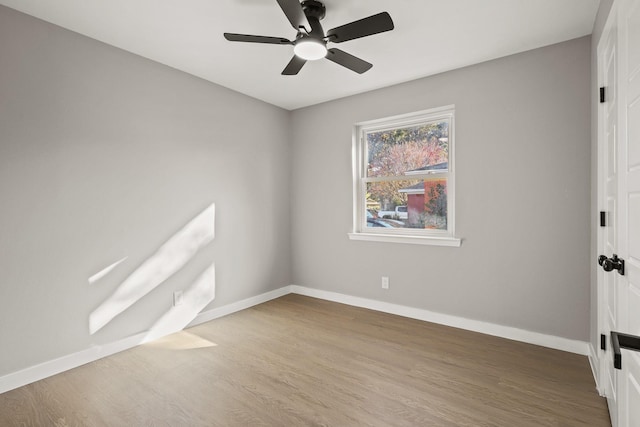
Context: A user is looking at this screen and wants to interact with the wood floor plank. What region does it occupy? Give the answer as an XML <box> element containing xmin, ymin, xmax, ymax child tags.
<box><xmin>0</xmin><ymin>294</ymin><xmax>610</xmax><ymax>426</ymax></box>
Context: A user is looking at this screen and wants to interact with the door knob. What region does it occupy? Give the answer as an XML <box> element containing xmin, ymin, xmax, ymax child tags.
<box><xmin>599</xmin><ymin>254</ymin><xmax>625</xmax><ymax>275</ymax></box>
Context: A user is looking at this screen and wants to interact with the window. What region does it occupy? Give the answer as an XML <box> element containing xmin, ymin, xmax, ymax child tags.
<box><xmin>350</xmin><ymin>105</ymin><xmax>460</xmax><ymax>246</ymax></box>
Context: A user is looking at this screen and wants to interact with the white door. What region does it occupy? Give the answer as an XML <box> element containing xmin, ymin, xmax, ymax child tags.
<box><xmin>598</xmin><ymin>0</ymin><xmax>640</xmax><ymax>426</ymax></box>
<box><xmin>616</xmin><ymin>0</ymin><xmax>640</xmax><ymax>425</ymax></box>
<box><xmin>597</xmin><ymin>8</ymin><xmax>619</xmax><ymax>425</ymax></box>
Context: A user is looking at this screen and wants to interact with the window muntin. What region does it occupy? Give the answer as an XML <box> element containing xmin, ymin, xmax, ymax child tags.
<box><xmin>353</xmin><ymin>106</ymin><xmax>456</xmax><ymax>241</ymax></box>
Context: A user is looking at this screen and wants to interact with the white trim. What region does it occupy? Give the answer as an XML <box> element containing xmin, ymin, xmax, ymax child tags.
<box><xmin>0</xmin><ymin>285</ymin><xmax>291</xmax><ymax>395</ymax></box>
<box><xmin>352</xmin><ymin>105</ymin><xmax>459</xmax><ymax>242</ymax></box>
<box><xmin>187</xmin><ymin>286</ymin><xmax>291</xmax><ymax>327</ymax></box>
<box><xmin>348</xmin><ymin>232</ymin><xmax>462</xmax><ymax>247</ymax></box>
<box><xmin>595</xmin><ymin>1</ymin><xmax>619</xmax><ymax>409</ymax></box>
<box><xmin>289</xmin><ymin>285</ymin><xmax>589</xmax><ymax>355</ymax></box>
<box><xmin>589</xmin><ymin>343</ymin><xmax>605</xmax><ymax>396</ymax></box>
<box><xmin>354</xmin><ymin>104</ymin><xmax>456</xmax><ymax>130</ymax></box>
<box><xmin>0</xmin><ymin>332</ymin><xmax>149</xmax><ymax>395</ymax></box>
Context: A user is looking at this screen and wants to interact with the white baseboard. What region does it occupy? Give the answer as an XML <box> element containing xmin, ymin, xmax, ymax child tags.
<box><xmin>188</xmin><ymin>286</ymin><xmax>291</xmax><ymax>327</ymax></box>
<box><xmin>0</xmin><ymin>286</ymin><xmax>291</xmax><ymax>395</ymax></box>
<box><xmin>289</xmin><ymin>285</ymin><xmax>590</xmax><ymax>356</ymax></box>
<box><xmin>0</xmin><ymin>332</ymin><xmax>148</xmax><ymax>395</ymax></box>
<box><xmin>0</xmin><ymin>283</ymin><xmax>590</xmax><ymax>395</ymax></box>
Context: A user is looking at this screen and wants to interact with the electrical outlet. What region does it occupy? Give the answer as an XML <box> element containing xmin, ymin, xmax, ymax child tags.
<box><xmin>381</xmin><ymin>276</ymin><xmax>389</xmax><ymax>290</ymax></box>
<box><xmin>173</xmin><ymin>291</ymin><xmax>184</xmax><ymax>306</ymax></box>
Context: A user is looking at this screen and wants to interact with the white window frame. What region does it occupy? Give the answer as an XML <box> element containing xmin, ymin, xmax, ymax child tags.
<box><xmin>349</xmin><ymin>105</ymin><xmax>461</xmax><ymax>247</ymax></box>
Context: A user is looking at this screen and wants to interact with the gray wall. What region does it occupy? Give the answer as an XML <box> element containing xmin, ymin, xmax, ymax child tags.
<box><xmin>291</xmin><ymin>37</ymin><xmax>592</xmax><ymax>341</ymax></box>
<box><xmin>0</xmin><ymin>5</ymin><xmax>291</xmax><ymax>376</ymax></box>
<box><xmin>590</xmin><ymin>0</ymin><xmax>614</xmax><ymax>362</ymax></box>
<box><xmin>0</xmin><ymin>3</ymin><xmax>595</xmax><ymax>380</ymax></box>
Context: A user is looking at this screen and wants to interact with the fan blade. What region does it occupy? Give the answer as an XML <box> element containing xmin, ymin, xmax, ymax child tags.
<box><xmin>224</xmin><ymin>33</ymin><xmax>292</xmax><ymax>45</ymax></box>
<box><xmin>282</xmin><ymin>55</ymin><xmax>307</xmax><ymax>75</ymax></box>
<box><xmin>276</xmin><ymin>0</ymin><xmax>311</xmax><ymax>32</ymax></box>
<box><xmin>326</xmin><ymin>12</ymin><xmax>394</xmax><ymax>43</ymax></box>
<box><xmin>326</xmin><ymin>48</ymin><xmax>372</xmax><ymax>74</ymax></box>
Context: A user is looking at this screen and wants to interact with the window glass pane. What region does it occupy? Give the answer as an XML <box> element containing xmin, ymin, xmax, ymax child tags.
<box><xmin>366</xmin><ymin>120</ymin><xmax>449</xmax><ymax>178</ymax></box>
<box><xmin>366</xmin><ymin>178</ymin><xmax>447</xmax><ymax>230</ymax></box>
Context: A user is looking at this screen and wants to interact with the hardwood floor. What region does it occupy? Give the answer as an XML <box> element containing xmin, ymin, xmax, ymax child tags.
<box><xmin>0</xmin><ymin>294</ymin><xmax>610</xmax><ymax>426</ymax></box>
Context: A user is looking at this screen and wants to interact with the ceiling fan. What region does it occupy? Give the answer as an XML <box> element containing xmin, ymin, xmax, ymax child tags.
<box><xmin>224</xmin><ymin>0</ymin><xmax>394</xmax><ymax>75</ymax></box>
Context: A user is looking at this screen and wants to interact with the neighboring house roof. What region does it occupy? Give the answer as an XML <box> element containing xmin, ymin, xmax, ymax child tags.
<box><xmin>401</xmin><ymin>162</ymin><xmax>448</xmax><ymax>194</ymax></box>
<box><xmin>404</xmin><ymin>162</ymin><xmax>448</xmax><ymax>175</ymax></box>
<box><xmin>399</xmin><ymin>183</ymin><xmax>425</xmax><ymax>194</ymax></box>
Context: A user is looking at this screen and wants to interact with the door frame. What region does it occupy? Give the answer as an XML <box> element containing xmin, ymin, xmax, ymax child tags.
<box><xmin>595</xmin><ymin>0</ymin><xmax>619</xmax><ymax>409</ymax></box>
<box><xmin>595</xmin><ymin>0</ymin><xmax>640</xmax><ymax>425</ymax></box>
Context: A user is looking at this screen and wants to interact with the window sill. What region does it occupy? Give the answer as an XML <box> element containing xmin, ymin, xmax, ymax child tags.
<box><xmin>348</xmin><ymin>232</ymin><xmax>462</xmax><ymax>247</ymax></box>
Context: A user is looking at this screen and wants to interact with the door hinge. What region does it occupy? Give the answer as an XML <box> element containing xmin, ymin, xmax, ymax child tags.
<box><xmin>600</xmin><ymin>211</ymin><xmax>606</xmax><ymax>227</ymax></box>
<box><xmin>601</xmin><ymin>334</ymin><xmax>607</xmax><ymax>351</ymax></box>
<box><xmin>600</xmin><ymin>87</ymin><xmax>606</xmax><ymax>103</ymax></box>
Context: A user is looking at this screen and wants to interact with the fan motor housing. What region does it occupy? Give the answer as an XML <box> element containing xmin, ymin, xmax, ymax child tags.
<box><xmin>301</xmin><ymin>0</ymin><xmax>326</xmax><ymax>20</ymax></box>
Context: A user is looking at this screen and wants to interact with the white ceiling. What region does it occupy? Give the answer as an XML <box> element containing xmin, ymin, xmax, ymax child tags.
<box><xmin>0</xmin><ymin>0</ymin><xmax>600</xmax><ymax>110</ymax></box>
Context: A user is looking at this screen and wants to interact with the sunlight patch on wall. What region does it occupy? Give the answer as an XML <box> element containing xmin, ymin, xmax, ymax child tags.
<box><xmin>88</xmin><ymin>257</ymin><xmax>128</xmax><ymax>284</ymax></box>
<box><xmin>89</xmin><ymin>204</ymin><xmax>215</xmax><ymax>335</ymax></box>
<box><xmin>143</xmin><ymin>263</ymin><xmax>216</xmax><ymax>344</ymax></box>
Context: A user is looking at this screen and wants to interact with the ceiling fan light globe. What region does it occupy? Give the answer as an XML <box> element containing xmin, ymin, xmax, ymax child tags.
<box><xmin>294</xmin><ymin>39</ymin><xmax>327</xmax><ymax>60</ymax></box>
